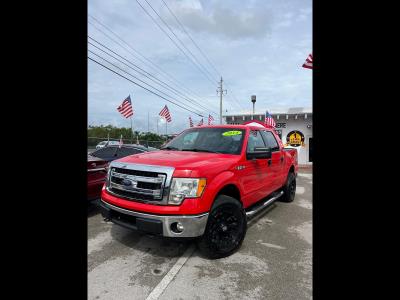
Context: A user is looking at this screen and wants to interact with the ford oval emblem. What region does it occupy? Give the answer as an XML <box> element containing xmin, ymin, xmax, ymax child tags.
<box><xmin>122</xmin><ymin>179</ymin><xmax>132</xmax><ymax>186</ymax></box>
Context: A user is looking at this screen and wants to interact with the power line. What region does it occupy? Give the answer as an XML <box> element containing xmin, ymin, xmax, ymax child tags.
<box><xmin>89</xmin><ymin>49</ymin><xmax>205</xmax><ymax>115</ymax></box>
<box><xmin>224</xmin><ymin>84</ymin><xmax>244</xmax><ymax>111</ymax></box>
<box><xmin>158</xmin><ymin>0</ymin><xmax>243</xmax><ymax>111</ymax></box>
<box><xmin>133</xmin><ymin>0</ymin><xmax>217</xmax><ymax>88</ymax></box>
<box><xmin>89</xmin><ymin>55</ymin><xmax>204</xmax><ymax>117</ymax></box>
<box><xmin>88</xmin><ymin>53</ymin><xmax>205</xmax><ymax>117</ymax></box>
<box><xmin>88</xmin><ymin>16</ymin><xmax>218</xmax><ymax>109</ymax></box>
<box><xmin>142</xmin><ymin>0</ymin><xmax>217</xmax><ymax>84</ymax></box>
<box><xmin>159</xmin><ymin>0</ymin><xmax>221</xmax><ymax>79</ymax></box>
<box><xmin>88</xmin><ymin>37</ymin><xmax>218</xmax><ymax>115</ymax></box>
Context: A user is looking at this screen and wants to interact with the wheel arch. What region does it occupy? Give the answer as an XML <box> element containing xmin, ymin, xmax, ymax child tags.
<box><xmin>214</xmin><ymin>183</ymin><xmax>242</xmax><ymax>207</ymax></box>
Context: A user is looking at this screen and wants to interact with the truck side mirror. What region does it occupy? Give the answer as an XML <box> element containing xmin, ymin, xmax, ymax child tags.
<box><xmin>247</xmin><ymin>147</ymin><xmax>272</xmax><ymax>160</ymax></box>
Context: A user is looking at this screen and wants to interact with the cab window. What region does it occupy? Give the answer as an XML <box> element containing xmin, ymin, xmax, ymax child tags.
<box><xmin>261</xmin><ymin>131</ymin><xmax>280</xmax><ymax>151</ymax></box>
<box><xmin>246</xmin><ymin>130</ymin><xmax>266</xmax><ymax>153</ymax></box>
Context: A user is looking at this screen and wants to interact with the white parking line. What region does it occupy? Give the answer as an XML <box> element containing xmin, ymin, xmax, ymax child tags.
<box><xmin>145</xmin><ymin>244</ymin><xmax>196</xmax><ymax>300</ymax></box>
<box><xmin>256</xmin><ymin>240</ymin><xmax>286</xmax><ymax>249</ymax></box>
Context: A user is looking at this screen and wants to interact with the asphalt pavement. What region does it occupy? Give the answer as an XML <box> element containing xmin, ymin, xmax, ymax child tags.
<box><xmin>88</xmin><ymin>171</ymin><xmax>312</xmax><ymax>300</ymax></box>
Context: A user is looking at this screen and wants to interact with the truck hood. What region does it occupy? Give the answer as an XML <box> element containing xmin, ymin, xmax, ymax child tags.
<box><xmin>115</xmin><ymin>150</ymin><xmax>241</xmax><ymax>177</ymax></box>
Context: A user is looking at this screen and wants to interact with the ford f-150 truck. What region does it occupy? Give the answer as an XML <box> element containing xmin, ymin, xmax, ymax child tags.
<box><xmin>100</xmin><ymin>124</ymin><xmax>298</xmax><ymax>258</ymax></box>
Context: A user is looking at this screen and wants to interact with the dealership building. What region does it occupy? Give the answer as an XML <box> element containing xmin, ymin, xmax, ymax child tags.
<box><xmin>223</xmin><ymin>107</ymin><xmax>312</xmax><ymax>165</ymax></box>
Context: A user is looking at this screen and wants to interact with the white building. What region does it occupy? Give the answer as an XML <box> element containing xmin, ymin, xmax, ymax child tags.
<box><xmin>223</xmin><ymin>107</ymin><xmax>312</xmax><ymax>165</ymax></box>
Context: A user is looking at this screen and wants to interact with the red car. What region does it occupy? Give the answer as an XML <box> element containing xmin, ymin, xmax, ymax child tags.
<box><xmin>100</xmin><ymin>124</ymin><xmax>298</xmax><ymax>258</ymax></box>
<box><xmin>87</xmin><ymin>154</ymin><xmax>108</xmax><ymax>201</ymax></box>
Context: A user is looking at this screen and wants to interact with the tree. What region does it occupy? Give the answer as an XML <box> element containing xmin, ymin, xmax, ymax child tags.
<box><xmin>87</xmin><ymin>125</ymin><xmax>165</xmax><ymax>148</ymax></box>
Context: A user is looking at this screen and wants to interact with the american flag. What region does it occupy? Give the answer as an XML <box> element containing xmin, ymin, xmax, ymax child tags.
<box><xmin>265</xmin><ymin>111</ymin><xmax>276</xmax><ymax>128</ymax></box>
<box><xmin>197</xmin><ymin>118</ymin><xmax>203</xmax><ymax>126</ymax></box>
<box><xmin>159</xmin><ymin>105</ymin><xmax>172</xmax><ymax>122</ymax></box>
<box><xmin>117</xmin><ymin>95</ymin><xmax>134</xmax><ymax>118</ymax></box>
<box><xmin>302</xmin><ymin>53</ymin><xmax>313</xmax><ymax>69</ymax></box>
<box><xmin>189</xmin><ymin>116</ymin><xmax>194</xmax><ymax>127</ymax></box>
<box><xmin>208</xmin><ymin>114</ymin><xmax>214</xmax><ymax>125</ymax></box>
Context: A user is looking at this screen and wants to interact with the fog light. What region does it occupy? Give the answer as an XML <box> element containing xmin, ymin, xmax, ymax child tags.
<box><xmin>171</xmin><ymin>222</ymin><xmax>184</xmax><ymax>233</ymax></box>
<box><xmin>176</xmin><ymin>222</ymin><xmax>184</xmax><ymax>232</ymax></box>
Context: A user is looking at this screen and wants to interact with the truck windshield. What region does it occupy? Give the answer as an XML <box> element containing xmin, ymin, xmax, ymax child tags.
<box><xmin>161</xmin><ymin>128</ymin><xmax>245</xmax><ymax>155</ymax></box>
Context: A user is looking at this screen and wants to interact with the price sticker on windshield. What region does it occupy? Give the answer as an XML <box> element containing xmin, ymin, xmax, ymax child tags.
<box><xmin>222</xmin><ymin>130</ymin><xmax>242</xmax><ymax>136</ymax></box>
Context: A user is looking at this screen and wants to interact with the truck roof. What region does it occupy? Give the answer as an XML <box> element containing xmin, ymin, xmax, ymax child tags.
<box><xmin>194</xmin><ymin>123</ymin><xmax>273</xmax><ymax>131</ymax></box>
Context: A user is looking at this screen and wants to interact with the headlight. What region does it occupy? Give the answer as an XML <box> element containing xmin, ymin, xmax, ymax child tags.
<box><xmin>168</xmin><ymin>178</ymin><xmax>207</xmax><ymax>205</ymax></box>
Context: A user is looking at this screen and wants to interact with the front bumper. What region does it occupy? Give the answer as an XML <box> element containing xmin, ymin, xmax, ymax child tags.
<box><xmin>99</xmin><ymin>199</ymin><xmax>209</xmax><ymax>238</ymax></box>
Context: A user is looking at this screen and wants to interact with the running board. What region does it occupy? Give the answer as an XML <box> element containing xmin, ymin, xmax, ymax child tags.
<box><xmin>245</xmin><ymin>191</ymin><xmax>284</xmax><ymax>218</ymax></box>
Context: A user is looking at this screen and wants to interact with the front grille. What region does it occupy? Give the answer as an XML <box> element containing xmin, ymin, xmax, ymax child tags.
<box><xmin>108</xmin><ymin>166</ymin><xmax>166</xmax><ymax>202</ymax></box>
<box><xmin>110</xmin><ymin>176</ymin><xmax>162</xmax><ymax>190</ymax></box>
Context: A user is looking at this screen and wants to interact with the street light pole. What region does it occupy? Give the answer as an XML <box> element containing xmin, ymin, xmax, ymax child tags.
<box><xmin>251</xmin><ymin>95</ymin><xmax>256</xmax><ymax>120</ymax></box>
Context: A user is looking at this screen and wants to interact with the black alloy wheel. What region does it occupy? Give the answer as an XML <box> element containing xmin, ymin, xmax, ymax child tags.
<box><xmin>280</xmin><ymin>172</ymin><xmax>296</xmax><ymax>203</ymax></box>
<box><xmin>197</xmin><ymin>195</ymin><xmax>247</xmax><ymax>259</ymax></box>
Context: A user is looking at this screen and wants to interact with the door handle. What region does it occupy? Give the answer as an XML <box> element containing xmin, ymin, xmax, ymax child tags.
<box><xmin>268</xmin><ymin>159</ymin><xmax>272</xmax><ymax>166</ymax></box>
<box><xmin>280</xmin><ymin>156</ymin><xmax>284</xmax><ymax>163</ymax></box>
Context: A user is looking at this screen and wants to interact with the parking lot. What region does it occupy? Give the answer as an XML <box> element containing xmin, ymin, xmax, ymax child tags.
<box><xmin>88</xmin><ymin>171</ymin><xmax>312</xmax><ymax>300</ymax></box>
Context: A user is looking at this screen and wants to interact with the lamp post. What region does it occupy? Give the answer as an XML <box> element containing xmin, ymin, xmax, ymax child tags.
<box><xmin>251</xmin><ymin>95</ymin><xmax>256</xmax><ymax>120</ymax></box>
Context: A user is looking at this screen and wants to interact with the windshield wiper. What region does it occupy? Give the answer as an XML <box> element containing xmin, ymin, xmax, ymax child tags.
<box><xmin>181</xmin><ymin>148</ymin><xmax>221</xmax><ymax>154</ymax></box>
<box><xmin>160</xmin><ymin>146</ymin><xmax>180</xmax><ymax>150</ymax></box>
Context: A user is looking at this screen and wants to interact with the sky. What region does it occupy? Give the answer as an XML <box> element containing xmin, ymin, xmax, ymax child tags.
<box><xmin>88</xmin><ymin>0</ymin><xmax>312</xmax><ymax>134</ymax></box>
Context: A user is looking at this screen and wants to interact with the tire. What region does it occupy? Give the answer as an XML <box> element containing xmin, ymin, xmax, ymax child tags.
<box><xmin>197</xmin><ymin>195</ymin><xmax>247</xmax><ymax>259</ymax></box>
<box><xmin>280</xmin><ymin>172</ymin><xmax>296</xmax><ymax>203</ymax></box>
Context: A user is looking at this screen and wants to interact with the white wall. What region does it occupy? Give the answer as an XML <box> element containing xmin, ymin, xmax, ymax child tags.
<box><xmin>276</xmin><ymin>117</ymin><xmax>312</xmax><ymax>165</ymax></box>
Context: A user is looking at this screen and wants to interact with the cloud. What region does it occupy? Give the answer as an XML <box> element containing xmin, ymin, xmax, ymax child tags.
<box><xmin>165</xmin><ymin>2</ymin><xmax>273</xmax><ymax>40</ymax></box>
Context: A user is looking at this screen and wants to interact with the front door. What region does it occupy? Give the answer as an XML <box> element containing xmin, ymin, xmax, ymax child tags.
<box><xmin>240</xmin><ymin>130</ymin><xmax>270</xmax><ymax>206</ymax></box>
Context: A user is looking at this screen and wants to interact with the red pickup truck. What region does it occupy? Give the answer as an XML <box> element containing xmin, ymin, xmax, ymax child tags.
<box><xmin>100</xmin><ymin>124</ymin><xmax>298</xmax><ymax>258</ymax></box>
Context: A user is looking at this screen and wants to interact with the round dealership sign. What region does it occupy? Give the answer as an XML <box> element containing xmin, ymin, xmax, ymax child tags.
<box><xmin>286</xmin><ymin>130</ymin><xmax>305</xmax><ymax>147</ymax></box>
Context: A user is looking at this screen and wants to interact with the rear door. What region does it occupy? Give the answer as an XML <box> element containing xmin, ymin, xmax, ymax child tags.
<box><xmin>240</xmin><ymin>130</ymin><xmax>271</xmax><ymax>206</ymax></box>
<box><xmin>261</xmin><ymin>130</ymin><xmax>285</xmax><ymax>191</ymax></box>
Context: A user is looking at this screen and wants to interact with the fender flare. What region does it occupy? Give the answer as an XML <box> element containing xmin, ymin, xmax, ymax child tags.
<box><xmin>204</xmin><ymin>171</ymin><xmax>242</xmax><ymax>211</ymax></box>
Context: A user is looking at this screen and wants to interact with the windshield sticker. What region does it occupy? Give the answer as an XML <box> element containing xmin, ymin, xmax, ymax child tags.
<box><xmin>222</xmin><ymin>130</ymin><xmax>242</xmax><ymax>136</ymax></box>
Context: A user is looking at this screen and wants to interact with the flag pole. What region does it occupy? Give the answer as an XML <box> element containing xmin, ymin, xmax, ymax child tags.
<box><xmin>130</xmin><ymin>116</ymin><xmax>133</xmax><ymax>144</ymax></box>
<box><xmin>165</xmin><ymin>119</ymin><xmax>167</xmax><ymax>136</ymax></box>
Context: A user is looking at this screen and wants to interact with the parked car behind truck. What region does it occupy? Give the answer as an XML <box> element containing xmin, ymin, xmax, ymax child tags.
<box><xmin>96</xmin><ymin>140</ymin><xmax>121</xmax><ymax>149</ymax></box>
<box><xmin>100</xmin><ymin>124</ymin><xmax>298</xmax><ymax>258</ymax></box>
<box><xmin>87</xmin><ymin>154</ymin><xmax>108</xmax><ymax>201</ymax></box>
<box><xmin>90</xmin><ymin>144</ymin><xmax>157</xmax><ymax>162</ymax></box>
<box><xmin>88</xmin><ymin>145</ymin><xmax>156</xmax><ymax>201</ymax></box>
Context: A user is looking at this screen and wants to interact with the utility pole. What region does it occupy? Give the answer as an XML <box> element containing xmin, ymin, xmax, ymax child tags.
<box><xmin>217</xmin><ymin>77</ymin><xmax>227</xmax><ymax>124</ymax></box>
